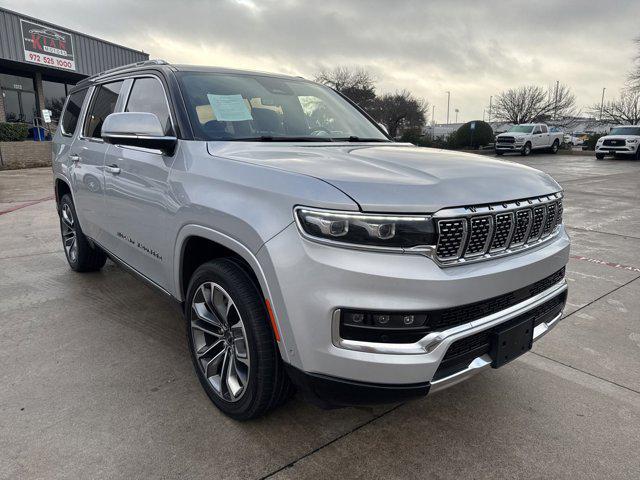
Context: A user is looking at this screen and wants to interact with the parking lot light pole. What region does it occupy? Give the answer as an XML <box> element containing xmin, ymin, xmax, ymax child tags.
<box><xmin>446</xmin><ymin>91</ymin><xmax>450</xmax><ymax>124</ymax></box>
<box><xmin>600</xmin><ymin>87</ymin><xmax>606</xmax><ymax>121</ymax></box>
<box><xmin>488</xmin><ymin>95</ymin><xmax>492</xmax><ymax>123</ymax></box>
<box><xmin>455</xmin><ymin>108</ymin><xmax>459</xmax><ymax>123</ymax></box>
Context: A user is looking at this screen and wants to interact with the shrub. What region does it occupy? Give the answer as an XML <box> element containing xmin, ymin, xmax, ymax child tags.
<box><xmin>452</xmin><ymin>120</ymin><xmax>494</xmax><ymax>149</ymax></box>
<box><xmin>0</xmin><ymin>122</ymin><xmax>29</xmax><ymax>142</ymax></box>
<box><xmin>583</xmin><ymin>133</ymin><xmax>606</xmax><ymax>151</ymax></box>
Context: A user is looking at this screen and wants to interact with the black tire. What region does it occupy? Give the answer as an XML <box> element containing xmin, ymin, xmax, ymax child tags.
<box><xmin>595</xmin><ymin>153</ymin><xmax>605</xmax><ymax>160</ymax></box>
<box><xmin>185</xmin><ymin>258</ymin><xmax>292</xmax><ymax>420</ymax></box>
<box><xmin>521</xmin><ymin>142</ymin><xmax>532</xmax><ymax>156</ymax></box>
<box><xmin>58</xmin><ymin>194</ymin><xmax>107</xmax><ymax>272</ymax></box>
<box><xmin>496</xmin><ymin>151</ymin><xmax>504</xmax><ymax>156</ymax></box>
<box><xmin>550</xmin><ymin>140</ymin><xmax>559</xmax><ymax>154</ymax></box>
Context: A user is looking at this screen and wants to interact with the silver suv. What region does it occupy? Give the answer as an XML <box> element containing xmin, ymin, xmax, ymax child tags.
<box><xmin>52</xmin><ymin>60</ymin><xmax>570</xmax><ymax>419</ymax></box>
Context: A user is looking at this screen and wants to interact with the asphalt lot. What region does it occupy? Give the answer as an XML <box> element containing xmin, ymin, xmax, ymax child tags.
<box><xmin>1</xmin><ymin>153</ymin><xmax>639</xmax><ymax>479</ymax></box>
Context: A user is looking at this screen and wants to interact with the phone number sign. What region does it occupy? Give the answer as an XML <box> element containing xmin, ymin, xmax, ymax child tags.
<box><xmin>20</xmin><ymin>19</ymin><xmax>76</xmax><ymax>71</ymax></box>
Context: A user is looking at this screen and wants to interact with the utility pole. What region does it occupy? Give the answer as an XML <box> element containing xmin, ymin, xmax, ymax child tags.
<box><xmin>446</xmin><ymin>91</ymin><xmax>451</xmax><ymax>124</ymax></box>
<box><xmin>488</xmin><ymin>95</ymin><xmax>493</xmax><ymax>123</ymax></box>
<box><xmin>431</xmin><ymin>105</ymin><xmax>436</xmax><ymax>140</ymax></box>
<box><xmin>455</xmin><ymin>108</ymin><xmax>459</xmax><ymax>123</ymax></box>
<box><xmin>600</xmin><ymin>87</ymin><xmax>606</xmax><ymax>121</ymax></box>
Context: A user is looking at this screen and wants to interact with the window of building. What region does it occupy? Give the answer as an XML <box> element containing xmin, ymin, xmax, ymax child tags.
<box><xmin>42</xmin><ymin>80</ymin><xmax>68</xmax><ymax>121</ymax></box>
<box><xmin>61</xmin><ymin>89</ymin><xmax>88</xmax><ymax>136</ymax></box>
<box><xmin>83</xmin><ymin>81</ymin><xmax>124</xmax><ymax>138</ymax></box>
<box><xmin>125</xmin><ymin>77</ymin><xmax>172</xmax><ymax>135</ymax></box>
<box><xmin>0</xmin><ymin>73</ymin><xmax>35</xmax><ymax>92</ymax></box>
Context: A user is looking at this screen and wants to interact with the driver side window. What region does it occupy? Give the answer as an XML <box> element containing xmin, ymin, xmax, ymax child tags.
<box><xmin>533</xmin><ymin>126</ymin><xmax>542</xmax><ymax>135</ymax></box>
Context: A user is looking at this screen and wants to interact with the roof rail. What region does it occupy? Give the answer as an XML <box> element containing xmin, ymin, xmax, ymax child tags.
<box><xmin>79</xmin><ymin>59</ymin><xmax>169</xmax><ymax>85</ymax></box>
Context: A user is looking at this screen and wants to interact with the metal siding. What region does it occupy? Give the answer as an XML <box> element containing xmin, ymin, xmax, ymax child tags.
<box><xmin>0</xmin><ymin>8</ymin><xmax>148</xmax><ymax>76</ymax></box>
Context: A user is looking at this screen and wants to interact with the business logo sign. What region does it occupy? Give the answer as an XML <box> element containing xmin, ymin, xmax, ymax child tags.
<box><xmin>20</xmin><ymin>19</ymin><xmax>76</xmax><ymax>71</ymax></box>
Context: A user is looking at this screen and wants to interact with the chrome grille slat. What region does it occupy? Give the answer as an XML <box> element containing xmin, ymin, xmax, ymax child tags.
<box><xmin>433</xmin><ymin>193</ymin><xmax>563</xmax><ymax>266</ymax></box>
<box><xmin>490</xmin><ymin>212</ymin><xmax>515</xmax><ymax>252</ymax></box>
<box><xmin>464</xmin><ymin>215</ymin><xmax>493</xmax><ymax>257</ymax></box>
<box><xmin>511</xmin><ymin>208</ymin><xmax>532</xmax><ymax>246</ymax></box>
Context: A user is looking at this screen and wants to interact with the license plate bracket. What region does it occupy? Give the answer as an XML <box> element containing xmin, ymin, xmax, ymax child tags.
<box><xmin>490</xmin><ymin>317</ymin><xmax>534</xmax><ymax>368</ymax></box>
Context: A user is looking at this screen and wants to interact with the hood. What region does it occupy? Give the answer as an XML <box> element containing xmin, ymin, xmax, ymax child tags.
<box><xmin>498</xmin><ymin>132</ymin><xmax>529</xmax><ymax>137</ymax></box>
<box><xmin>207</xmin><ymin>142</ymin><xmax>561</xmax><ymax>213</ymax></box>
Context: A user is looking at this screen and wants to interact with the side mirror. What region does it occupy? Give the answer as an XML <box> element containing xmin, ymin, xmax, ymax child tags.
<box><xmin>101</xmin><ymin>112</ymin><xmax>177</xmax><ymax>155</ymax></box>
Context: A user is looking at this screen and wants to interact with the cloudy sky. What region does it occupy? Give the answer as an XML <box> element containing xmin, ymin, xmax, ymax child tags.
<box><xmin>6</xmin><ymin>0</ymin><xmax>639</xmax><ymax>122</ymax></box>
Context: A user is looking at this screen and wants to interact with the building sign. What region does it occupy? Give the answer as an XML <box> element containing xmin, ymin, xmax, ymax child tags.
<box><xmin>20</xmin><ymin>19</ymin><xmax>75</xmax><ymax>71</ymax></box>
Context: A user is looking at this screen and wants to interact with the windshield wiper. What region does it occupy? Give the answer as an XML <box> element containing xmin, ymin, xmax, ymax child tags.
<box><xmin>332</xmin><ymin>136</ymin><xmax>391</xmax><ymax>142</ymax></box>
<box><xmin>226</xmin><ymin>136</ymin><xmax>334</xmax><ymax>142</ymax></box>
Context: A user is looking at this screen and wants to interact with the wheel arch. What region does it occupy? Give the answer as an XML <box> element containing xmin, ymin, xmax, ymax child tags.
<box><xmin>174</xmin><ymin>225</ymin><xmax>289</xmax><ymax>360</ymax></box>
<box><xmin>54</xmin><ymin>175</ymin><xmax>72</xmax><ymax>210</ymax></box>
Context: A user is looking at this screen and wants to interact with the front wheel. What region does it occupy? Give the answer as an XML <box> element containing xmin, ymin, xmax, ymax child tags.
<box><xmin>58</xmin><ymin>194</ymin><xmax>107</xmax><ymax>272</ymax></box>
<box><xmin>186</xmin><ymin>258</ymin><xmax>293</xmax><ymax>420</ymax></box>
<box><xmin>595</xmin><ymin>153</ymin><xmax>605</xmax><ymax>160</ymax></box>
<box><xmin>550</xmin><ymin>140</ymin><xmax>559</xmax><ymax>154</ymax></box>
<box><xmin>521</xmin><ymin>142</ymin><xmax>532</xmax><ymax>156</ymax></box>
<box><xmin>496</xmin><ymin>151</ymin><xmax>504</xmax><ymax>156</ymax></box>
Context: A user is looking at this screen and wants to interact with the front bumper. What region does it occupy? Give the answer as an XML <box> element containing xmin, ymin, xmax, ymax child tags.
<box><xmin>596</xmin><ymin>144</ymin><xmax>637</xmax><ymax>154</ymax></box>
<box><xmin>258</xmin><ymin>223</ymin><xmax>570</xmax><ymax>387</ymax></box>
<box><xmin>495</xmin><ymin>143</ymin><xmax>524</xmax><ymax>151</ymax></box>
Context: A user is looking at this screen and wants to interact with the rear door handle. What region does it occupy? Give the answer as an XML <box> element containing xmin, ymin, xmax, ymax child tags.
<box><xmin>105</xmin><ymin>164</ymin><xmax>121</xmax><ymax>175</ymax></box>
<box><xmin>69</xmin><ymin>154</ymin><xmax>80</xmax><ymax>163</ymax></box>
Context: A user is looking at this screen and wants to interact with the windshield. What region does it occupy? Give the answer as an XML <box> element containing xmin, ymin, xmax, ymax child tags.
<box><xmin>508</xmin><ymin>125</ymin><xmax>534</xmax><ymax>133</ymax></box>
<box><xmin>610</xmin><ymin>126</ymin><xmax>640</xmax><ymax>136</ymax></box>
<box><xmin>177</xmin><ymin>72</ymin><xmax>390</xmax><ymax>142</ymax></box>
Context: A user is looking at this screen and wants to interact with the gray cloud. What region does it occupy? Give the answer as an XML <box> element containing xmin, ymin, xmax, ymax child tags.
<box><xmin>5</xmin><ymin>0</ymin><xmax>639</xmax><ymax>121</ymax></box>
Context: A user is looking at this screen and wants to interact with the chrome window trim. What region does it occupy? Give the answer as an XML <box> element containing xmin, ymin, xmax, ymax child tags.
<box><xmin>331</xmin><ymin>277</ymin><xmax>567</xmax><ymax>355</ymax></box>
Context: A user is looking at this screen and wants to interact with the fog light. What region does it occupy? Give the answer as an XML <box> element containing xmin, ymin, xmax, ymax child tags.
<box><xmin>347</xmin><ymin>312</ymin><xmax>364</xmax><ymax>324</ymax></box>
<box><xmin>403</xmin><ymin>314</ymin><xmax>415</xmax><ymax>325</ymax></box>
<box><xmin>373</xmin><ymin>314</ymin><xmax>390</xmax><ymax>325</ymax></box>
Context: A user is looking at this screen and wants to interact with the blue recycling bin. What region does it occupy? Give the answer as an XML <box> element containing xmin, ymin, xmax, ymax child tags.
<box><xmin>33</xmin><ymin>126</ymin><xmax>46</xmax><ymax>141</ymax></box>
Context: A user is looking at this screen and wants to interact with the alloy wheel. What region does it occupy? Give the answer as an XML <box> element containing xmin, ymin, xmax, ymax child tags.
<box><xmin>61</xmin><ymin>203</ymin><xmax>78</xmax><ymax>263</ymax></box>
<box><xmin>190</xmin><ymin>282</ymin><xmax>250</xmax><ymax>402</ymax></box>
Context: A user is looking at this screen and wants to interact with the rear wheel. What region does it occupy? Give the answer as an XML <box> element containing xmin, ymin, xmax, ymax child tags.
<box><xmin>550</xmin><ymin>140</ymin><xmax>559</xmax><ymax>154</ymax></box>
<box><xmin>186</xmin><ymin>258</ymin><xmax>293</xmax><ymax>420</ymax></box>
<box><xmin>59</xmin><ymin>194</ymin><xmax>107</xmax><ymax>272</ymax></box>
<box><xmin>521</xmin><ymin>142</ymin><xmax>532</xmax><ymax>156</ymax></box>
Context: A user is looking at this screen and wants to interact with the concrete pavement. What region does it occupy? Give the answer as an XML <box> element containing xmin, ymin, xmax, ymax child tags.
<box><xmin>1</xmin><ymin>153</ymin><xmax>639</xmax><ymax>479</ymax></box>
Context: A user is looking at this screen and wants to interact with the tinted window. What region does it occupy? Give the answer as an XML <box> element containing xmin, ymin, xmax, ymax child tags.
<box><xmin>541</xmin><ymin>125</ymin><xmax>548</xmax><ymax>133</ymax></box>
<box><xmin>610</xmin><ymin>126</ymin><xmax>640</xmax><ymax>136</ymax></box>
<box><xmin>42</xmin><ymin>80</ymin><xmax>68</xmax><ymax>121</ymax></box>
<box><xmin>61</xmin><ymin>89</ymin><xmax>88</xmax><ymax>136</ymax></box>
<box><xmin>125</xmin><ymin>77</ymin><xmax>172</xmax><ymax>135</ymax></box>
<box><xmin>84</xmin><ymin>81</ymin><xmax>124</xmax><ymax>138</ymax></box>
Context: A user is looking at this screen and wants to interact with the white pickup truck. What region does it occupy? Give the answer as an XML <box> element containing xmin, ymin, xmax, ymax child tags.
<box><xmin>495</xmin><ymin>124</ymin><xmax>563</xmax><ymax>156</ymax></box>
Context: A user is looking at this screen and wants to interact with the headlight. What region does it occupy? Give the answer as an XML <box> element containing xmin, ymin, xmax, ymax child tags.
<box><xmin>627</xmin><ymin>139</ymin><xmax>638</xmax><ymax>143</ymax></box>
<box><xmin>294</xmin><ymin>207</ymin><xmax>435</xmax><ymax>251</ymax></box>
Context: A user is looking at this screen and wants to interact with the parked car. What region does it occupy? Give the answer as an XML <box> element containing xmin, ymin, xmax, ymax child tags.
<box><xmin>566</xmin><ymin>133</ymin><xmax>588</xmax><ymax>146</ymax></box>
<box><xmin>495</xmin><ymin>123</ymin><xmax>563</xmax><ymax>156</ymax></box>
<box><xmin>595</xmin><ymin>125</ymin><xmax>640</xmax><ymax>160</ymax></box>
<box><xmin>52</xmin><ymin>60</ymin><xmax>570</xmax><ymax>419</ymax></box>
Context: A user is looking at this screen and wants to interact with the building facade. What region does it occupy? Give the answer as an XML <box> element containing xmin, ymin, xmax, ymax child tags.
<box><xmin>0</xmin><ymin>7</ymin><xmax>148</xmax><ymax>126</ymax></box>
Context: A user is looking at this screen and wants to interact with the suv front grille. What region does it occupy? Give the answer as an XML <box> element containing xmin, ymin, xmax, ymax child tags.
<box><xmin>603</xmin><ymin>138</ymin><xmax>624</xmax><ymax>147</ymax></box>
<box><xmin>434</xmin><ymin>193</ymin><xmax>563</xmax><ymax>265</ymax></box>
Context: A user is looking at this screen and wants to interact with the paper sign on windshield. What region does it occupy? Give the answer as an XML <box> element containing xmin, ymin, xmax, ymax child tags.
<box><xmin>207</xmin><ymin>94</ymin><xmax>252</xmax><ymax>122</ymax></box>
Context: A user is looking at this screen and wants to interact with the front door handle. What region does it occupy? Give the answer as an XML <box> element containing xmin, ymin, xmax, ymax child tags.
<box><xmin>69</xmin><ymin>154</ymin><xmax>80</xmax><ymax>163</ymax></box>
<box><xmin>105</xmin><ymin>164</ymin><xmax>121</xmax><ymax>175</ymax></box>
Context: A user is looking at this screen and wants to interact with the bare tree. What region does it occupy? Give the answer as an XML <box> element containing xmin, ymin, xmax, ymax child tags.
<box><xmin>368</xmin><ymin>90</ymin><xmax>429</xmax><ymax>138</ymax></box>
<box><xmin>590</xmin><ymin>89</ymin><xmax>640</xmax><ymax>124</ymax></box>
<box><xmin>314</xmin><ymin>66</ymin><xmax>377</xmax><ymax>109</ymax></box>
<box><xmin>492</xmin><ymin>84</ymin><xmax>578</xmax><ymax>124</ymax></box>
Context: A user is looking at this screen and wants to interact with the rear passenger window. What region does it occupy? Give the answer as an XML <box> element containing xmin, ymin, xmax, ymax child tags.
<box><xmin>541</xmin><ymin>125</ymin><xmax>548</xmax><ymax>133</ymax></box>
<box><xmin>61</xmin><ymin>89</ymin><xmax>88</xmax><ymax>136</ymax></box>
<box><xmin>84</xmin><ymin>81</ymin><xmax>124</xmax><ymax>138</ymax></box>
<box><xmin>125</xmin><ymin>77</ymin><xmax>172</xmax><ymax>135</ymax></box>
